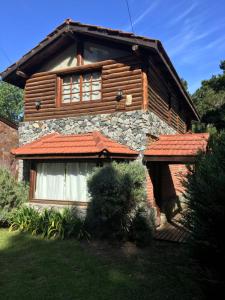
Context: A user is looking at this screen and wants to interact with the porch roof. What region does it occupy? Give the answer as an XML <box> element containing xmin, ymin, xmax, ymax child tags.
<box><xmin>11</xmin><ymin>131</ymin><xmax>138</xmax><ymax>159</ymax></box>
<box><xmin>144</xmin><ymin>133</ymin><xmax>209</xmax><ymax>162</ymax></box>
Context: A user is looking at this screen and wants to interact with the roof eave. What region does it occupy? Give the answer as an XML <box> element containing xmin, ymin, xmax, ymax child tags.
<box><xmin>144</xmin><ymin>155</ymin><xmax>196</xmax><ymax>163</ymax></box>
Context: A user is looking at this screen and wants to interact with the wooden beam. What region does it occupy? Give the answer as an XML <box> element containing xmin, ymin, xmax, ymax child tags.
<box><xmin>144</xmin><ymin>155</ymin><xmax>195</xmax><ymax>163</ymax></box>
<box><xmin>29</xmin><ymin>199</ymin><xmax>89</xmax><ymax>207</ymax></box>
<box><xmin>16</xmin><ymin>70</ymin><xmax>29</xmax><ymax>79</ymax></box>
<box><xmin>142</xmin><ymin>69</ymin><xmax>148</xmax><ymax>111</ymax></box>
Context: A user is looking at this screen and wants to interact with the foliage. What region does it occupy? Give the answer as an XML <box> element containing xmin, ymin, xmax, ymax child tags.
<box><xmin>9</xmin><ymin>206</ymin><xmax>89</xmax><ymax>240</ymax></box>
<box><xmin>191</xmin><ymin>121</ymin><xmax>217</xmax><ymax>134</ymax></box>
<box><xmin>0</xmin><ymin>80</ymin><xmax>24</xmax><ymax>123</ymax></box>
<box><xmin>0</xmin><ymin>167</ymin><xmax>28</xmax><ymax>226</ymax></box>
<box><xmin>183</xmin><ymin>131</ymin><xmax>225</xmax><ymax>295</ymax></box>
<box><xmin>180</xmin><ymin>78</ymin><xmax>190</xmax><ymax>96</ymax></box>
<box><xmin>129</xmin><ymin>207</ymin><xmax>154</xmax><ymax>247</ymax></box>
<box><xmin>191</xmin><ymin>60</ymin><xmax>225</xmax><ymax>130</ymax></box>
<box><xmin>87</xmin><ymin>161</ymin><xmax>153</xmax><ymax>243</ymax></box>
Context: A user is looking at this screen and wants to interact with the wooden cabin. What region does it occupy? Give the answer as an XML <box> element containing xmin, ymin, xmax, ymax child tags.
<box><xmin>1</xmin><ymin>19</ymin><xmax>206</xmax><ymax>223</ymax></box>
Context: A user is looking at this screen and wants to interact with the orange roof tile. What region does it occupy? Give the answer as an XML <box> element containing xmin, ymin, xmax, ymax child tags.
<box><xmin>144</xmin><ymin>133</ymin><xmax>209</xmax><ymax>157</ymax></box>
<box><xmin>11</xmin><ymin>131</ymin><xmax>138</xmax><ymax>157</ymax></box>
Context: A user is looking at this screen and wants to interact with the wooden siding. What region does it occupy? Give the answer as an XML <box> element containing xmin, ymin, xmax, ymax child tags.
<box><xmin>24</xmin><ymin>56</ymin><xmax>143</xmax><ymax>121</ymax></box>
<box><xmin>148</xmin><ymin>61</ymin><xmax>187</xmax><ymax>133</ymax></box>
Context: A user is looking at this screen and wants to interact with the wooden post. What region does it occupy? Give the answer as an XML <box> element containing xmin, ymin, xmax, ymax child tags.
<box><xmin>142</xmin><ymin>70</ymin><xmax>148</xmax><ymax>111</ymax></box>
<box><xmin>29</xmin><ymin>163</ymin><xmax>36</xmax><ymax>201</ymax></box>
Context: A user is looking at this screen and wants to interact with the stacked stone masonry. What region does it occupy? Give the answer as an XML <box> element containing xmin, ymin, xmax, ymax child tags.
<box><xmin>19</xmin><ymin>110</ymin><xmax>176</xmax><ymax>150</ymax></box>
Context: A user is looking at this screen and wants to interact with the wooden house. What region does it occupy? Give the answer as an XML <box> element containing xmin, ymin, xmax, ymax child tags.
<box><xmin>0</xmin><ymin>19</ymin><xmax>208</xmax><ymax>223</ymax></box>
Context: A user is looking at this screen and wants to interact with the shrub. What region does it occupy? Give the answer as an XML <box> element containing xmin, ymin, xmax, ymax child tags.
<box><xmin>0</xmin><ymin>167</ymin><xmax>28</xmax><ymax>226</ymax></box>
<box><xmin>87</xmin><ymin>161</ymin><xmax>153</xmax><ymax>242</ymax></box>
<box><xmin>10</xmin><ymin>206</ymin><xmax>88</xmax><ymax>240</ymax></box>
<box><xmin>129</xmin><ymin>207</ymin><xmax>155</xmax><ymax>247</ymax></box>
<box><xmin>183</xmin><ymin>132</ymin><xmax>225</xmax><ymax>295</ymax></box>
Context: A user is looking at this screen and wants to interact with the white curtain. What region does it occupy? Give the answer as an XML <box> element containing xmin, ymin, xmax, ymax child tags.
<box><xmin>35</xmin><ymin>162</ymin><xmax>95</xmax><ymax>202</ymax></box>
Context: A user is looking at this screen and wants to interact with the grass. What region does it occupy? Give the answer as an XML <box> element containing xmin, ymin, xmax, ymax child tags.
<box><xmin>0</xmin><ymin>229</ymin><xmax>203</xmax><ymax>300</ymax></box>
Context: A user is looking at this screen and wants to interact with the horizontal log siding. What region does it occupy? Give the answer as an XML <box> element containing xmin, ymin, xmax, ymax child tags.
<box><xmin>148</xmin><ymin>62</ymin><xmax>186</xmax><ymax>133</ymax></box>
<box><xmin>24</xmin><ymin>56</ymin><xmax>143</xmax><ymax>121</ymax></box>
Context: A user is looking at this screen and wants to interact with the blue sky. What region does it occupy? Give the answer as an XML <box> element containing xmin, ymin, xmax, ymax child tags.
<box><xmin>0</xmin><ymin>0</ymin><xmax>224</xmax><ymax>93</ymax></box>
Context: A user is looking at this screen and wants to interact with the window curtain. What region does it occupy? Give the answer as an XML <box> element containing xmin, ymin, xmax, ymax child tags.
<box><xmin>35</xmin><ymin>162</ymin><xmax>95</xmax><ymax>202</ymax></box>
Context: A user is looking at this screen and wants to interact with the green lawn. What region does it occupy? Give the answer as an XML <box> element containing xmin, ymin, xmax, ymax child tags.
<box><xmin>0</xmin><ymin>229</ymin><xmax>202</xmax><ymax>300</ymax></box>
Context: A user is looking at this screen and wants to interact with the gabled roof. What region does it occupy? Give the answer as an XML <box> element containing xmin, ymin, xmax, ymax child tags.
<box><xmin>11</xmin><ymin>131</ymin><xmax>138</xmax><ymax>158</ymax></box>
<box><xmin>144</xmin><ymin>133</ymin><xmax>209</xmax><ymax>161</ymax></box>
<box><xmin>0</xmin><ymin>19</ymin><xmax>199</xmax><ymax>120</ymax></box>
<box><xmin>0</xmin><ymin>116</ymin><xmax>18</xmax><ymax>130</ymax></box>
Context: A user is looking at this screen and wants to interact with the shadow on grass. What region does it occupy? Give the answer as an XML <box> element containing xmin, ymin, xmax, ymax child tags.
<box><xmin>0</xmin><ymin>229</ymin><xmax>203</xmax><ymax>300</ymax></box>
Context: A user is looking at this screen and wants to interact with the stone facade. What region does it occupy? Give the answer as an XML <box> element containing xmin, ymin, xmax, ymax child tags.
<box><xmin>0</xmin><ymin>119</ymin><xmax>18</xmax><ymax>176</ymax></box>
<box><xmin>19</xmin><ymin>110</ymin><xmax>176</xmax><ymax>150</ymax></box>
<box><xmin>18</xmin><ymin>110</ymin><xmax>178</xmax><ymax>215</ymax></box>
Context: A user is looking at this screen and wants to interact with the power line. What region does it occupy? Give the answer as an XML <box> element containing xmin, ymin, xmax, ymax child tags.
<box><xmin>125</xmin><ymin>0</ymin><xmax>135</xmax><ymax>34</ymax></box>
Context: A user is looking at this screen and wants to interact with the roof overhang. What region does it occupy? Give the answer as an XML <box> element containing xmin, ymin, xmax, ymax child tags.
<box><xmin>144</xmin><ymin>132</ymin><xmax>209</xmax><ymax>163</ymax></box>
<box><xmin>144</xmin><ymin>155</ymin><xmax>196</xmax><ymax>163</ymax></box>
<box><xmin>0</xmin><ymin>19</ymin><xmax>199</xmax><ymax>121</ymax></box>
<box><xmin>11</xmin><ymin>131</ymin><xmax>138</xmax><ymax>160</ymax></box>
<box><xmin>0</xmin><ymin>116</ymin><xmax>18</xmax><ymax>130</ymax></box>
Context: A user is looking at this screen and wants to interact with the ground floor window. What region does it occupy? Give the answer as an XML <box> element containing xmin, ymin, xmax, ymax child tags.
<box><xmin>34</xmin><ymin>162</ymin><xmax>96</xmax><ymax>202</ymax></box>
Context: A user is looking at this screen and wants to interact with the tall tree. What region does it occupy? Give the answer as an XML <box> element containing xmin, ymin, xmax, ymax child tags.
<box><xmin>0</xmin><ymin>80</ymin><xmax>23</xmax><ymax>123</ymax></box>
<box><xmin>192</xmin><ymin>60</ymin><xmax>225</xmax><ymax>129</ymax></box>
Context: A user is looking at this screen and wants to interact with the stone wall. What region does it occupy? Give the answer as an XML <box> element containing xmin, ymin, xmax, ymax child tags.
<box><xmin>19</xmin><ymin>110</ymin><xmax>176</xmax><ymax>150</ymax></box>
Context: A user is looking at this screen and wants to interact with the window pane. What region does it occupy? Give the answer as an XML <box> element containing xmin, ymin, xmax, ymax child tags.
<box><xmin>92</xmin><ymin>80</ymin><xmax>101</xmax><ymax>91</ymax></box>
<box><xmin>72</xmin><ymin>75</ymin><xmax>80</xmax><ymax>83</ymax></box>
<box><xmin>83</xmin><ymin>73</ymin><xmax>91</xmax><ymax>82</ymax></box>
<box><xmin>35</xmin><ymin>163</ymin><xmax>65</xmax><ymax>200</ymax></box>
<box><xmin>61</xmin><ymin>72</ymin><xmax>101</xmax><ymax>103</ymax></box>
<box><xmin>63</xmin><ymin>76</ymin><xmax>70</xmax><ymax>84</ymax></box>
<box><xmin>62</xmin><ymin>94</ymin><xmax>71</xmax><ymax>103</ymax></box>
<box><xmin>82</xmin><ymin>81</ymin><xmax>91</xmax><ymax>92</ymax></box>
<box><xmin>71</xmin><ymin>93</ymin><xmax>80</xmax><ymax>102</ymax></box>
<box><xmin>92</xmin><ymin>91</ymin><xmax>101</xmax><ymax>100</ymax></box>
<box><xmin>65</xmin><ymin>162</ymin><xmax>95</xmax><ymax>201</ymax></box>
<box><xmin>82</xmin><ymin>91</ymin><xmax>91</xmax><ymax>101</ymax></box>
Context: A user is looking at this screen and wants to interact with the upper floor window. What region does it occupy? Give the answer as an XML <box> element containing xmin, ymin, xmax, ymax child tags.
<box><xmin>61</xmin><ymin>71</ymin><xmax>101</xmax><ymax>103</ymax></box>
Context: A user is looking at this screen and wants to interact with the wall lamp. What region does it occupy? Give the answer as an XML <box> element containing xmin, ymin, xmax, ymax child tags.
<box><xmin>35</xmin><ymin>99</ymin><xmax>41</xmax><ymax>110</ymax></box>
<box><xmin>116</xmin><ymin>89</ymin><xmax>123</xmax><ymax>101</ymax></box>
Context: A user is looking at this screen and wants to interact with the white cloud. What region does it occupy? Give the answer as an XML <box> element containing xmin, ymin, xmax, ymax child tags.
<box><xmin>168</xmin><ymin>2</ymin><xmax>198</xmax><ymax>26</ymax></box>
<box><xmin>124</xmin><ymin>1</ymin><xmax>159</xmax><ymax>31</ymax></box>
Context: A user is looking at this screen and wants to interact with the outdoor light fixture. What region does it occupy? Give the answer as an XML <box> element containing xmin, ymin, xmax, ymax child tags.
<box><xmin>116</xmin><ymin>89</ymin><xmax>123</xmax><ymax>101</ymax></box>
<box><xmin>35</xmin><ymin>100</ymin><xmax>41</xmax><ymax>110</ymax></box>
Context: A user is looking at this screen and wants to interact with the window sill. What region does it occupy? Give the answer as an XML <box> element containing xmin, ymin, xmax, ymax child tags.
<box><xmin>30</xmin><ymin>199</ymin><xmax>89</xmax><ymax>207</ymax></box>
<box><xmin>60</xmin><ymin>99</ymin><xmax>102</xmax><ymax>106</ymax></box>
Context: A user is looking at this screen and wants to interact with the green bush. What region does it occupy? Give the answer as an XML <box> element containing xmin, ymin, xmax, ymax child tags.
<box><xmin>10</xmin><ymin>206</ymin><xmax>89</xmax><ymax>240</ymax></box>
<box><xmin>0</xmin><ymin>167</ymin><xmax>28</xmax><ymax>226</ymax></box>
<box><xmin>183</xmin><ymin>132</ymin><xmax>225</xmax><ymax>295</ymax></box>
<box><xmin>129</xmin><ymin>207</ymin><xmax>154</xmax><ymax>247</ymax></box>
<box><xmin>87</xmin><ymin>161</ymin><xmax>153</xmax><ymax>243</ymax></box>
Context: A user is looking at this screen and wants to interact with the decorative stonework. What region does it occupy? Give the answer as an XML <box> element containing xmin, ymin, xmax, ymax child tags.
<box><xmin>19</xmin><ymin>110</ymin><xmax>176</xmax><ymax>151</ymax></box>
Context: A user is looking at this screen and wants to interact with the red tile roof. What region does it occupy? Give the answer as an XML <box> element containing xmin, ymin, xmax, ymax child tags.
<box><xmin>11</xmin><ymin>131</ymin><xmax>138</xmax><ymax>157</ymax></box>
<box><xmin>144</xmin><ymin>133</ymin><xmax>209</xmax><ymax>157</ymax></box>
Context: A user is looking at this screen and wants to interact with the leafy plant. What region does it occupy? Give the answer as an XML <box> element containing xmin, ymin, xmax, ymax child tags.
<box><xmin>129</xmin><ymin>207</ymin><xmax>154</xmax><ymax>247</ymax></box>
<box><xmin>87</xmin><ymin>161</ymin><xmax>153</xmax><ymax>242</ymax></box>
<box><xmin>183</xmin><ymin>132</ymin><xmax>225</xmax><ymax>296</ymax></box>
<box><xmin>0</xmin><ymin>167</ymin><xmax>29</xmax><ymax>226</ymax></box>
<box><xmin>0</xmin><ymin>80</ymin><xmax>23</xmax><ymax>123</ymax></box>
<box><xmin>10</xmin><ymin>206</ymin><xmax>89</xmax><ymax>240</ymax></box>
